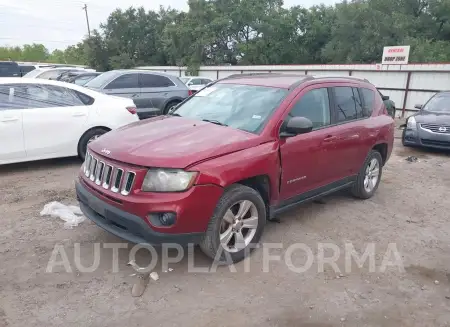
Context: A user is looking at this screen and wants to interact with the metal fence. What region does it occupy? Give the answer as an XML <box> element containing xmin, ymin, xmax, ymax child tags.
<box><xmin>138</xmin><ymin>63</ymin><xmax>450</xmax><ymax>118</ymax></box>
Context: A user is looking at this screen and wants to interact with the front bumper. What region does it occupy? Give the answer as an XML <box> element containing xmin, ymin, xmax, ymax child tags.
<box><xmin>76</xmin><ymin>180</ymin><xmax>222</xmax><ymax>245</ymax></box>
<box><xmin>403</xmin><ymin>127</ymin><xmax>450</xmax><ymax>150</ymax></box>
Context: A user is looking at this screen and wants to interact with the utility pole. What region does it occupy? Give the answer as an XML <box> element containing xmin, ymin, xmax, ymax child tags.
<box><xmin>82</xmin><ymin>4</ymin><xmax>91</xmax><ymax>37</ymax></box>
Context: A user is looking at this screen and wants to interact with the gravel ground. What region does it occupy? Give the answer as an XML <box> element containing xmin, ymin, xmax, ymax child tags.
<box><xmin>1</xmin><ymin>129</ymin><xmax>450</xmax><ymax>327</ymax></box>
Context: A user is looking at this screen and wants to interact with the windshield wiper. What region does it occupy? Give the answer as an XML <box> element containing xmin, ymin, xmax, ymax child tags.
<box><xmin>170</xmin><ymin>113</ymin><xmax>182</xmax><ymax>117</ymax></box>
<box><xmin>202</xmin><ymin>119</ymin><xmax>228</xmax><ymax>126</ymax></box>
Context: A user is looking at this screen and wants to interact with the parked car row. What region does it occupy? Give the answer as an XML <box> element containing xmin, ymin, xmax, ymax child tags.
<box><xmin>4</xmin><ymin>68</ymin><xmax>450</xmax><ymax>263</ymax></box>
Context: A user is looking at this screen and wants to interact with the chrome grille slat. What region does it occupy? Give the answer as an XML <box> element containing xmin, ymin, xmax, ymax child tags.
<box><xmin>84</xmin><ymin>152</ymin><xmax>135</xmax><ymax>196</ymax></box>
<box><xmin>111</xmin><ymin>168</ymin><xmax>123</xmax><ymax>193</ymax></box>
<box><xmin>420</xmin><ymin>123</ymin><xmax>450</xmax><ymax>134</ymax></box>
<box><xmin>85</xmin><ymin>153</ymin><xmax>92</xmax><ymax>177</ymax></box>
<box><xmin>95</xmin><ymin>161</ymin><xmax>105</xmax><ymax>185</ymax></box>
<box><xmin>102</xmin><ymin>165</ymin><xmax>113</xmax><ymax>189</ymax></box>
<box><xmin>121</xmin><ymin>172</ymin><xmax>136</xmax><ymax>196</ymax></box>
<box><xmin>89</xmin><ymin>158</ymin><xmax>98</xmax><ymax>181</ymax></box>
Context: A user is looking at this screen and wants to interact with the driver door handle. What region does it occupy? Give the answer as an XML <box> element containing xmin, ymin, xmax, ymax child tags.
<box><xmin>323</xmin><ymin>135</ymin><xmax>337</xmax><ymax>142</ymax></box>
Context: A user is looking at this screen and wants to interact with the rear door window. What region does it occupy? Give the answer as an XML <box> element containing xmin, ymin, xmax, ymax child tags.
<box><xmin>0</xmin><ymin>84</ymin><xmax>28</xmax><ymax>109</ymax></box>
<box><xmin>333</xmin><ymin>87</ymin><xmax>358</xmax><ymax>123</ymax></box>
<box><xmin>352</xmin><ymin>88</ymin><xmax>364</xmax><ymax>118</ymax></box>
<box><xmin>106</xmin><ymin>74</ymin><xmax>139</xmax><ymax>89</ymax></box>
<box><xmin>360</xmin><ymin>88</ymin><xmax>375</xmax><ymax>117</ymax></box>
<box><xmin>139</xmin><ymin>74</ymin><xmax>175</xmax><ymax>88</ymax></box>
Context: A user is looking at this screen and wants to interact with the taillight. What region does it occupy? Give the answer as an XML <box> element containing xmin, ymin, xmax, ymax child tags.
<box><xmin>188</xmin><ymin>90</ymin><xmax>193</xmax><ymax>96</ymax></box>
<box><xmin>126</xmin><ymin>106</ymin><xmax>137</xmax><ymax>114</ymax></box>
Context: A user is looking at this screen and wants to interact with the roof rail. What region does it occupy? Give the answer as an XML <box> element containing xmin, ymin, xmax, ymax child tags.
<box><xmin>224</xmin><ymin>72</ymin><xmax>308</xmax><ymax>80</ymax></box>
<box><xmin>311</xmin><ymin>75</ymin><xmax>370</xmax><ymax>83</ymax></box>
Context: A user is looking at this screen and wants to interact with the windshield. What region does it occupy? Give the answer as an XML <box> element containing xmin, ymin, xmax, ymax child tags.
<box><xmin>180</xmin><ymin>77</ymin><xmax>189</xmax><ymax>84</ymax></box>
<box><xmin>85</xmin><ymin>71</ymin><xmax>118</xmax><ymax>88</ymax></box>
<box><xmin>173</xmin><ymin>83</ymin><xmax>288</xmax><ymax>134</ymax></box>
<box><xmin>422</xmin><ymin>94</ymin><xmax>450</xmax><ymax>113</ymax></box>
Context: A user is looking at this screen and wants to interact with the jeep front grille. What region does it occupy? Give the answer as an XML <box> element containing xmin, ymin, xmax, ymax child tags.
<box><xmin>83</xmin><ymin>151</ymin><xmax>136</xmax><ymax>196</ymax></box>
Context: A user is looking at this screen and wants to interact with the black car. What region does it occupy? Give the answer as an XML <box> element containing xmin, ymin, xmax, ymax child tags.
<box><xmin>0</xmin><ymin>61</ymin><xmax>20</xmax><ymax>77</ymax></box>
<box><xmin>402</xmin><ymin>91</ymin><xmax>450</xmax><ymax>149</ymax></box>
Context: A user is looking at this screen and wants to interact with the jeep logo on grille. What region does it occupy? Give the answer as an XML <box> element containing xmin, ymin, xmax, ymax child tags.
<box><xmin>101</xmin><ymin>148</ymin><xmax>111</xmax><ymax>155</ymax></box>
<box><xmin>439</xmin><ymin>126</ymin><xmax>447</xmax><ymax>132</ymax></box>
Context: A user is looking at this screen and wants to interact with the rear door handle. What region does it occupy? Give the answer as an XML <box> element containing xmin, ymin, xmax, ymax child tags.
<box><xmin>72</xmin><ymin>112</ymin><xmax>86</xmax><ymax>117</ymax></box>
<box><xmin>0</xmin><ymin>117</ymin><xmax>19</xmax><ymax>122</ymax></box>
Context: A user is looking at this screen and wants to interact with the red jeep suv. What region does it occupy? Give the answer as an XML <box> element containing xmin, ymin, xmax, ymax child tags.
<box><xmin>76</xmin><ymin>74</ymin><xmax>394</xmax><ymax>263</ymax></box>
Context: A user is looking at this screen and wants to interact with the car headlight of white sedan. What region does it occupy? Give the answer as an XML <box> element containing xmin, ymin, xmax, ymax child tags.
<box><xmin>142</xmin><ymin>169</ymin><xmax>198</xmax><ymax>192</ymax></box>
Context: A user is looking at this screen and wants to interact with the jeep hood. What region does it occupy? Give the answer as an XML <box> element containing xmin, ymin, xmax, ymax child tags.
<box><xmin>89</xmin><ymin>116</ymin><xmax>262</xmax><ymax>168</ymax></box>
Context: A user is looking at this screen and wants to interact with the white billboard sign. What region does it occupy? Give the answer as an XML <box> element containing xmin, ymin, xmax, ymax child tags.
<box><xmin>382</xmin><ymin>45</ymin><xmax>410</xmax><ymax>65</ymax></box>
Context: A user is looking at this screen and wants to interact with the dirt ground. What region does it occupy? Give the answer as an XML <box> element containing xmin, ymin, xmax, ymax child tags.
<box><xmin>2</xmin><ymin>128</ymin><xmax>450</xmax><ymax>327</ymax></box>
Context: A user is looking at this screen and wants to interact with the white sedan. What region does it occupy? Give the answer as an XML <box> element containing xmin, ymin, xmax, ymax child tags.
<box><xmin>180</xmin><ymin>77</ymin><xmax>213</xmax><ymax>92</ymax></box>
<box><xmin>0</xmin><ymin>78</ymin><xmax>139</xmax><ymax>165</ymax></box>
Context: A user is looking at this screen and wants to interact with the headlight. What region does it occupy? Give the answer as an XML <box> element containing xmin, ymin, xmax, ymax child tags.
<box><xmin>406</xmin><ymin>116</ymin><xmax>417</xmax><ymax>130</ymax></box>
<box><xmin>142</xmin><ymin>169</ymin><xmax>198</xmax><ymax>192</ymax></box>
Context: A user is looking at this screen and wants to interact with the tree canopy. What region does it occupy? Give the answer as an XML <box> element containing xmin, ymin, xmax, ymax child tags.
<box><xmin>2</xmin><ymin>0</ymin><xmax>450</xmax><ymax>71</ymax></box>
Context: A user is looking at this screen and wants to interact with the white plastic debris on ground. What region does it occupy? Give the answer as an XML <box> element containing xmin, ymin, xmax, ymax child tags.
<box><xmin>40</xmin><ymin>201</ymin><xmax>86</xmax><ymax>228</ymax></box>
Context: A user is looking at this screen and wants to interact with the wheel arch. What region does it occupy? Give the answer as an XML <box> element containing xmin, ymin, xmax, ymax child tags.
<box><xmin>372</xmin><ymin>143</ymin><xmax>388</xmax><ymax>165</ymax></box>
<box><xmin>232</xmin><ymin>175</ymin><xmax>271</xmax><ymax>217</ymax></box>
<box><xmin>77</xmin><ymin>126</ymin><xmax>111</xmax><ymax>154</ymax></box>
<box><xmin>163</xmin><ymin>97</ymin><xmax>184</xmax><ymax>109</ymax></box>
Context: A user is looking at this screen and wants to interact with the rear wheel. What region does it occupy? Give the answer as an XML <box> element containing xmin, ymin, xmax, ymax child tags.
<box><xmin>351</xmin><ymin>150</ymin><xmax>383</xmax><ymax>199</ymax></box>
<box><xmin>77</xmin><ymin>128</ymin><xmax>109</xmax><ymax>160</ymax></box>
<box><xmin>200</xmin><ymin>184</ymin><xmax>266</xmax><ymax>264</ymax></box>
<box><xmin>163</xmin><ymin>100</ymin><xmax>181</xmax><ymax>114</ymax></box>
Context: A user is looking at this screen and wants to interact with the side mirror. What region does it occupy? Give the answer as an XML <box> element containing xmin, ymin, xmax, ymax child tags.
<box><xmin>382</xmin><ymin>95</ymin><xmax>390</xmax><ymax>101</ymax></box>
<box><xmin>187</xmin><ymin>82</ymin><xmax>193</xmax><ymax>86</ymax></box>
<box><xmin>414</xmin><ymin>104</ymin><xmax>423</xmax><ymax>109</ymax></box>
<box><xmin>280</xmin><ymin>117</ymin><xmax>313</xmax><ymax>137</ymax></box>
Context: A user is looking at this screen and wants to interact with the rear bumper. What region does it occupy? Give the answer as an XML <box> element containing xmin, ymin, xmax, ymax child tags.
<box><xmin>136</xmin><ymin>108</ymin><xmax>161</xmax><ymax>120</ymax></box>
<box><xmin>403</xmin><ymin>127</ymin><xmax>450</xmax><ymax>150</ymax></box>
<box><xmin>76</xmin><ymin>180</ymin><xmax>219</xmax><ymax>245</ymax></box>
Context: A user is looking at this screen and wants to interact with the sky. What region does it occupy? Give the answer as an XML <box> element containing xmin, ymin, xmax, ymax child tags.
<box><xmin>0</xmin><ymin>0</ymin><xmax>335</xmax><ymax>51</ymax></box>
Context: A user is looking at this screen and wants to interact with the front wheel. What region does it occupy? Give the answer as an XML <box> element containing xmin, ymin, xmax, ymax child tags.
<box><xmin>77</xmin><ymin>128</ymin><xmax>109</xmax><ymax>160</ymax></box>
<box><xmin>200</xmin><ymin>184</ymin><xmax>266</xmax><ymax>264</ymax></box>
<box><xmin>351</xmin><ymin>150</ymin><xmax>383</xmax><ymax>199</ymax></box>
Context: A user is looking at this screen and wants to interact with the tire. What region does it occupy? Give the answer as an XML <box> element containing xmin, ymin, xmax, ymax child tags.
<box><xmin>351</xmin><ymin>150</ymin><xmax>383</xmax><ymax>199</ymax></box>
<box><xmin>401</xmin><ymin>128</ymin><xmax>409</xmax><ymax>147</ymax></box>
<box><xmin>200</xmin><ymin>184</ymin><xmax>266</xmax><ymax>264</ymax></box>
<box><xmin>163</xmin><ymin>100</ymin><xmax>181</xmax><ymax>114</ymax></box>
<box><xmin>77</xmin><ymin>128</ymin><xmax>109</xmax><ymax>160</ymax></box>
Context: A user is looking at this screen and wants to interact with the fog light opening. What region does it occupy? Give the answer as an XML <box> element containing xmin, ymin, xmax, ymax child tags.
<box><xmin>148</xmin><ymin>212</ymin><xmax>177</xmax><ymax>227</ymax></box>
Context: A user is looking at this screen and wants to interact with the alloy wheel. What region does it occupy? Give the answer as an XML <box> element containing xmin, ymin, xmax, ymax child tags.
<box><xmin>364</xmin><ymin>158</ymin><xmax>380</xmax><ymax>192</ymax></box>
<box><xmin>219</xmin><ymin>200</ymin><xmax>259</xmax><ymax>253</ymax></box>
